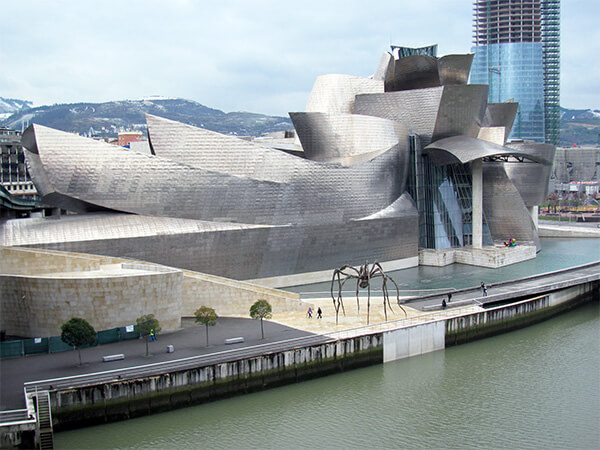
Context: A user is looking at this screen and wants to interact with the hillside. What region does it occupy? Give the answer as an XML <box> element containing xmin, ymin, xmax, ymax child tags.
<box><xmin>0</xmin><ymin>97</ymin><xmax>292</xmax><ymax>137</ymax></box>
<box><xmin>1</xmin><ymin>96</ymin><xmax>597</xmax><ymax>144</ymax></box>
<box><xmin>560</xmin><ymin>107</ymin><xmax>600</xmax><ymax>146</ymax></box>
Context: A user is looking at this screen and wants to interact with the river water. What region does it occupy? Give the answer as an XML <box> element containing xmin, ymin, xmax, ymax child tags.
<box><xmin>55</xmin><ymin>300</ymin><xmax>599</xmax><ymax>449</ymax></box>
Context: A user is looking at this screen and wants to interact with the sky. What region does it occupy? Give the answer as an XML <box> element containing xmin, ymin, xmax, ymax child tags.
<box><xmin>1</xmin><ymin>0</ymin><xmax>599</xmax><ymax>116</ymax></box>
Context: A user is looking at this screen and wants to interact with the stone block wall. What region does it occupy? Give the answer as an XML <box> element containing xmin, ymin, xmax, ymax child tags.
<box><xmin>0</xmin><ymin>269</ymin><xmax>183</xmax><ymax>337</ymax></box>
<box><xmin>181</xmin><ymin>271</ymin><xmax>304</xmax><ymax>316</ymax></box>
<box><xmin>0</xmin><ymin>247</ymin><xmax>308</xmax><ymax>337</ymax></box>
<box><xmin>0</xmin><ymin>247</ymin><xmax>116</xmax><ymax>275</ymax></box>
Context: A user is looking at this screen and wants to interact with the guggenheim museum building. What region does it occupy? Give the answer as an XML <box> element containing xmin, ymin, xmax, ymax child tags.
<box><xmin>1</xmin><ymin>45</ymin><xmax>555</xmax><ymax>287</ymax></box>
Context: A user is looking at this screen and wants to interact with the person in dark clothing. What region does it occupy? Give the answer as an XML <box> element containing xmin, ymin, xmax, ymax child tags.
<box><xmin>317</xmin><ymin>307</ymin><xmax>322</xmax><ymax>319</ymax></box>
<box><xmin>448</xmin><ymin>293</ymin><xmax>452</xmax><ymax>303</ymax></box>
<box><xmin>480</xmin><ymin>282</ymin><xmax>488</xmax><ymax>297</ymax></box>
<box><xmin>442</xmin><ymin>299</ymin><xmax>447</xmax><ymax>309</ymax></box>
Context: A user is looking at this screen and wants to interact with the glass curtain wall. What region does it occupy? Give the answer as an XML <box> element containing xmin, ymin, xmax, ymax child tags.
<box><xmin>408</xmin><ymin>135</ymin><xmax>492</xmax><ymax>249</ymax></box>
<box><xmin>471</xmin><ymin>42</ymin><xmax>545</xmax><ymax>142</ymax></box>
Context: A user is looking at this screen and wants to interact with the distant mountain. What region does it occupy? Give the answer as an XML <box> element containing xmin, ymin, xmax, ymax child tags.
<box><xmin>1</xmin><ymin>96</ymin><xmax>597</xmax><ymax>145</ymax></box>
<box><xmin>560</xmin><ymin>107</ymin><xmax>600</xmax><ymax>146</ymax></box>
<box><xmin>0</xmin><ymin>97</ymin><xmax>33</xmax><ymax>121</ymax></box>
<box><xmin>0</xmin><ymin>97</ymin><xmax>293</xmax><ymax>137</ymax></box>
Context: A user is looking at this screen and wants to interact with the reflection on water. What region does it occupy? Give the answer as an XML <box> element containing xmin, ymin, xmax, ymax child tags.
<box><xmin>55</xmin><ymin>301</ymin><xmax>599</xmax><ymax>449</ymax></box>
<box><xmin>287</xmin><ymin>238</ymin><xmax>600</xmax><ymax>294</ymax></box>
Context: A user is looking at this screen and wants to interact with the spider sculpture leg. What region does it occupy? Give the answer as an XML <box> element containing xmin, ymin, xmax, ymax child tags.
<box><xmin>330</xmin><ymin>266</ymin><xmax>358</xmax><ymax>324</ymax></box>
<box><xmin>386</xmin><ymin>275</ymin><xmax>406</xmax><ymax>317</ymax></box>
<box><xmin>369</xmin><ymin>264</ymin><xmax>390</xmax><ymax>322</ymax></box>
<box><xmin>331</xmin><ymin>269</ymin><xmax>342</xmax><ymax>324</ymax></box>
<box><xmin>366</xmin><ymin>270</ymin><xmax>371</xmax><ymax>325</ymax></box>
<box><xmin>371</xmin><ymin>262</ymin><xmax>406</xmax><ymax>320</ymax></box>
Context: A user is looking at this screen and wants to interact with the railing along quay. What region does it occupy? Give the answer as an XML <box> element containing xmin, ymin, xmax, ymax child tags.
<box><xmin>22</xmin><ymin>261</ymin><xmax>600</xmax><ymax>395</ymax></box>
<box><xmin>23</xmin><ymin>304</ymin><xmax>478</xmax><ymax>394</ymax></box>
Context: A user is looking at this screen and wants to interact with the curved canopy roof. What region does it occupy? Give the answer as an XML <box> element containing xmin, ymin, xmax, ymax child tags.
<box><xmin>424</xmin><ymin>135</ymin><xmax>546</xmax><ymax>166</ymax></box>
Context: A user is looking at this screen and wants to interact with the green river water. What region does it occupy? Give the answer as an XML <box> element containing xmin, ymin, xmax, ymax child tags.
<box><xmin>55</xmin><ymin>300</ymin><xmax>599</xmax><ymax>449</ymax></box>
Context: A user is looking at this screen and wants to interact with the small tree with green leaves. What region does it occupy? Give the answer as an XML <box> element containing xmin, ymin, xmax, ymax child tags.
<box><xmin>194</xmin><ymin>306</ymin><xmax>218</xmax><ymax>347</ymax></box>
<box><xmin>249</xmin><ymin>299</ymin><xmax>272</xmax><ymax>339</ymax></box>
<box><xmin>136</xmin><ymin>314</ymin><xmax>161</xmax><ymax>356</ymax></box>
<box><xmin>61</xmin><ymin>317</ymin><xmax>96</xmax><ymax>366</ymax></box>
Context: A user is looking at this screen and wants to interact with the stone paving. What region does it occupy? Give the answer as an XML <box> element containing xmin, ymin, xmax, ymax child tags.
<box><xmin>1</xmin><ymin>259</ymin><xmax>598</xmax><ymax>412</ymax></box>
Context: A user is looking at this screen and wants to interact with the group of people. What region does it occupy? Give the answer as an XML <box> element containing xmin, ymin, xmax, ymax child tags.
<box><xmin>307</xmin><ymin>307</ymin><xmax>322</xmax><ymax>319</ymax></box>
<box><xmin>504</xmin><ymin>238</ymin><xmax>517</xmax><ymax>247</ymax></box>
<box><xmin>442</xmin><ymin>282</ymin><xmax>488</xmax><ymax>309</ymax></box>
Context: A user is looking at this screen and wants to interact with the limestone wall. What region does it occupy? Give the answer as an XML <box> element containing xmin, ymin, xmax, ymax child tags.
<box><xmin>419</xmin><ymin>245</ymin><xmax>536</xmax><ymax>268</ymax></box>
<box><xmin>181</xmin><ymin>271</ymin><xmax>303</xmax><ymax>316</ymax></box>
<box><xmin>0</xmin><ymin>247</ymin><xmax>117</xmax><ymax>275</ymax></box>
<box><xmin>0</xmin><ymin>247</ymin><xmax>307</xmax><ymax>337</ymax></box>
<box><xmin>0</xmin><ymin>269</ymin><xmax>183</xmax><ymax>337</ymax></box>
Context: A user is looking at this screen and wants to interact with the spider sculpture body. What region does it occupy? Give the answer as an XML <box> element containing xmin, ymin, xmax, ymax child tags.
<box><xmin>330</xmin><ymin>262</ymin><xmax>406</xmax><ymax>325</ymax></box>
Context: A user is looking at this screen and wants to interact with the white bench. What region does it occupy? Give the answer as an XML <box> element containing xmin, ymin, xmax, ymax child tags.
<box><xmin>102</xmin><ymin>354</ymin><xmax>125</xmax><ymax>362</ymax></box>
<box><xmin>224</xmin><ymin>337</ymin><xmax>245</xmax><ymax>345</ymax></box>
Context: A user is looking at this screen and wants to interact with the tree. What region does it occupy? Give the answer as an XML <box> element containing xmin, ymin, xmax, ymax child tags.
<box><xmin>61</xmin><ymin>317</ymin><xmax>96</xmax><ymax>366</ymax></box>
<box><xmin>136</xmin><ymin>314</ymin><xmax>161</xmax><ymax>356</ymax></box>
<box><xmin>194</xmin><ymin>306</ymin><xmax>218</xmax><ymax>347</ymax></box>
<box><xmin>249</xmin><ymin>299</ymin><xmax>272</xmax><ymax>339</ymax></box>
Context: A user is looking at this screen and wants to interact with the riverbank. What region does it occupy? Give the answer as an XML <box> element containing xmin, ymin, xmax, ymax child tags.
<box><xmin>54</xmin><ymin>301</ymin><xmax>600</xmax><ymax>450</ymax></box>
<box><xmin>26</xmin><ymin>274</ymin><xmax>600</xmax><ymax>433</ymax></box>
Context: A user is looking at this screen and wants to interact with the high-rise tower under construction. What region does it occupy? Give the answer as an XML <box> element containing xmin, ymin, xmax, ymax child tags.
<box><xmin>470</xmin><ymin>0</ymin><xmax>560</xmax><ymax>144</ymax></box>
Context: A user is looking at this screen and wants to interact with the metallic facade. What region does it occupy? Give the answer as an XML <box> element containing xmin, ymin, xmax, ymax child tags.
<box><xmin>1</xmin><ymin>44</ymin><xmax>557</xmax><ymax>283</ymax></box>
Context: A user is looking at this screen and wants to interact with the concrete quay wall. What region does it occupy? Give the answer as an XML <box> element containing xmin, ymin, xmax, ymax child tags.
<box><xmin>48</xmin><ymin>334</ymin><xmax>383</xmax><ymax>431</ymax></box>
<box><xmin>445</xmin><ymin>282</ymin><xmax>598</xmax><ymax>346</ymax></box>
<box><xmin>25</xmin><ymin>279</ymin><xmax>598</xmax><ymax>432</ymax></box>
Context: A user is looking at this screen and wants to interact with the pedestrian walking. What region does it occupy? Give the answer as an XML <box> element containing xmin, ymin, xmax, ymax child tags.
<box><xmin>448</xmin><ymin>293</ymin><xmax>452</xmax><ymax>303</ymax></box>
<box><xmin>441</xmin><ymin>299</ymin><xmax>447</xmax><ymax>309</ymax></box>
<box><xmin>317</xmin><ymin>307</ymin><xmax>322</xmax><ymax>319</ymax></box>
<box><xmin>480</xmin><ymin>282</ymin><xmax>488</xmax><ymax>297</ymax></box>
<box><xmin>150</xmin><ymin>329</ymin><xmax>156</xmax><ymax>341</ymax></box>
<box><xmin>307</xmin><ymin>307</ymin><xmax>313</xmax><ymax>319</ymax></box>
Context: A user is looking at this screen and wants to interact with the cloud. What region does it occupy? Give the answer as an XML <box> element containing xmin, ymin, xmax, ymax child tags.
<box><xmin>1</xmin><ymin>0</ymin><xmax>597</xmax><ymax>115</ymax></box>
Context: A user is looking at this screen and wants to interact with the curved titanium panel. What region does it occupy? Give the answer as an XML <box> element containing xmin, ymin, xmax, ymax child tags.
<box><xmin>438</xmin><ymin>54</ymin><xmax>474</xmax><ymax>85</ymax></box>
<box><xmin>355</xmin><ymin>192</ymin><xmax>417</xmax><ymax>220</ymax></box>
<box><xmin>482</xmin><ymin>103</ymin><xmax>519</xmax><ymax>139</ymax></box>
<box><xmin>147</xmin><ymin>114</ymin><xmax>297</xmax><ymax>183</ymax></box>
<box><xmin>506</xmin><ymin>141</ymin><xmax>556</xmax><ymax>166</ymax></box>
<box><xmin>477</xmin><ymin>127</ymin><xmax>506</xmax><ymax>145</ymax></box>
<box><xmin>424</xmin><ymin>135</ymin><xmax>544</xmax><ymax>166</ymax></box>
<box><xmin>385</xmin><ymin>55</ymin><xmax>440</xmax><ymax>92</ymax></box>
<box><xmin>24</xmin><ymin>124</ymin><xmax>409</xmax><ymax>226</ymax></box>
<box><xmin>289</xmin><ymin>112</ymin><xmax>410</xmax><ymax>166</ymax></box>
<box><xmin>431</xmin><ymin>84</ymin><xmax>488</xmax><ymax>141</ymax></box>
<box><xmin>501</xmin><ymin>162</ymin><xmax>553</xmax><ymax>207</ymax></box>
<box><xmin>482</xmin><ymin>163</ymin><xmax>540</xmax><ymax>249</ymax></box>
<box><xmin>373</xmin><ymin>52</ymin><xmax>394</xmax><ymax>82</ymax></box>
<box><xmin>355</xmin><ymin>87</ymin><xmax>443</xmax><ymax>147</ymax></box>
<box><xmin>304</xmin><ymin>74</ymin><xmax>383</xmax><ymax>114</ymax></box>
<box><xmin>0</xmin><ymin>211</ymin><xmax>418</xmax><ymax>281</ymax></box>
<box><xmin>503</xmin><ymin>142</ymin><xmax>556</xmax><ymax>206</ymax></box>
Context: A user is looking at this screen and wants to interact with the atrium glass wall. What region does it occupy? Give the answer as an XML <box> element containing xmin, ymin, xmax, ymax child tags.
<box><xmin>408</xmin><ymin>136</ymin><xmax>492</xmax><ymax>249</ymax></box>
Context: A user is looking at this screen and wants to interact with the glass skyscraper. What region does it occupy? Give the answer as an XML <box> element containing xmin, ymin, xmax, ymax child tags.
<box><xmin>470</xmin><ymin>0</ymin><xmax>560</xmax><ymax>144</ymax></box>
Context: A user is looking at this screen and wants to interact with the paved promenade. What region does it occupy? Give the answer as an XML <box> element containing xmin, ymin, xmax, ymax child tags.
<box><xmin>1</xmin><ymin>261</ymin><xmax>598</xmax><ymax>411</ymax></box>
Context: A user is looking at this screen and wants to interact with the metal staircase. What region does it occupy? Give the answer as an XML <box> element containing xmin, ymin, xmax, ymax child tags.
<box><xmin>35</xmin><ymin>391</ymin><xmax>53</xmax><ymax>450</ymax></box>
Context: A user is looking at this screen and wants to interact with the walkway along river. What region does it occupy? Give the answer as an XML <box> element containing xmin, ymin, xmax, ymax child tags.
<box><xmin>54</xmin><ymin>300</ymin><xmax>599</xmax><ymax>449</ymax></box>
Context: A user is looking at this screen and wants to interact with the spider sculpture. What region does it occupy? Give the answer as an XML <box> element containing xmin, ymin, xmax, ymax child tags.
<box><xmin>330</xmin><ymin>262</ymin><xmax>406</xmax><ymax>325</ymax></box>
